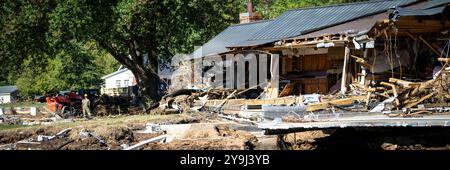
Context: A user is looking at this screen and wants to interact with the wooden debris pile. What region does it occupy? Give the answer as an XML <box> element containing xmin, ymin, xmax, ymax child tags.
<box><xmin>346</xmin><ymin>59</ymin><xmax>450</xmax><ymax>116</ymax></box>
<box><xmin>152</xmin><ymin>88</ymin><xmax>244</xmax><ymax>114</ymax></box>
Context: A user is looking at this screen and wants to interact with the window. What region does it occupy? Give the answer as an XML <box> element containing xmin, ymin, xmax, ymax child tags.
<box><xmin>124</xmin><ymin>80</ymin><xmax>129</xmax><ymax>87</ymax></box>
<box><xmin>116</xmin><ymin>80</ymin><xmax>121</xmax><ymax>87</ymax></box>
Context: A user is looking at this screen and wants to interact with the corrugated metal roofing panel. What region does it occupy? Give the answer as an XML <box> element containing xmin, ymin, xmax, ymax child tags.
<box><xmin>232</xmin><ymin>0</ymin><xmax>417</xmax><ymax>47</ymax></box>
<box><xmin>394</xmin><ymin>5</ymin><xmax>448</xmax><ymax>16</ymax></box>
<box><xmin>421</xmin><ymin>0</ymin><xmax>450</xmax><ymax>9</ymax></box>
<box><xmin>288</xmin><ymin>0</ymin><xmax>428</xmax><ymax>40</ymax></box>
<box><xmin>288</xmin><ymin>12</ymin><xmax>389</xmax><ymax>40</ymax></box>
<box><xmin>190</xmin><ymin>20</ymin><xmax>272</xmax><ymax>59</ymax></box>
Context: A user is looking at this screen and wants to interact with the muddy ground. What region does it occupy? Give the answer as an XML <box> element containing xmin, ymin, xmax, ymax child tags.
<box><xmin>2</xmin><ymin>112</ymin><xmax>450</xmax><ymax>150</ymax></box>
<box><xmin>0</xmin><ymin>113</ymin><xmax>264</xmax><ymax>150</ymax></box>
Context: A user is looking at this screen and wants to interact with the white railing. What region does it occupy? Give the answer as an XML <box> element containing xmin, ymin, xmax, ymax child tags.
<box><xmin>101</xmin><ymin>87</ymin><xmax>132</xmax><ymax>96</ymax></box>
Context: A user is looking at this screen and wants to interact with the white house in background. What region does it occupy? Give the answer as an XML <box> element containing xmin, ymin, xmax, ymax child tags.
<box><xmin>0</xmin><ymin>86</ymin><xmax>18</xmax><ymax>104</ymax></box>
<box><xmin>101</xmin><ymin>67</ymin><xmax>137</xmax><ymax>89</ymax></box>
<box><xmin>101</xmin><ymin>63</ymin><xmax>173</xmax><ymax>91</ymax></box>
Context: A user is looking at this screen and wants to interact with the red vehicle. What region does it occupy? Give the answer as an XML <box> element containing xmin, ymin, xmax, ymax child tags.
<box><xmin>46</xmin><ymin>92</ymin><xmax>83</xmax><ymax>118</ymax></box>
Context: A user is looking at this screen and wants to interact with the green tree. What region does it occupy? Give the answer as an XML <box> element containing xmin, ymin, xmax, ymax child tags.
<box><xmin>15</xmin><ymin>42</ymin><xmax>104</xmax><ymax>96</ymax></box>
<box><xmin>1</xmin><ymin>0</ymin><xmax>240</xmax><ymax>100</ymax></box>
<box><xmin>0</xmin><ymin>0</ymin><xmax>53</xmax><ymax>85</ymax></box>
<box><xmin>46</xmin><ymin>0</ymin><xmax>240</xmax><ymax>101</ymax></box>
<box><xmin>2</xmin><ymin>0</ymin><xmax>367</xmax><ymax>101</ymax></box>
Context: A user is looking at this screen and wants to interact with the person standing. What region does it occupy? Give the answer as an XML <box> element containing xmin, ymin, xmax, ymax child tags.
<box><xmin>82</xmin><ymin>94</ymin><xmax>92</xmax><ymax>119</ymax></box>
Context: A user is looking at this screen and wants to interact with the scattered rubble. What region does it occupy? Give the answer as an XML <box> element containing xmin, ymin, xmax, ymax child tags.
<box><xmin>0</xmin><ymin>116</ymin><xmax>260</xmax><ymax>150</ymax></box>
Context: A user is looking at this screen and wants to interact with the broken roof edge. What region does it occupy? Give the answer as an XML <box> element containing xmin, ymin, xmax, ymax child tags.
<box><xmin>283</xmin><ymin>1</ymin><xmax>422</xmax><ymax>42</ymax></box>
<box><xmin>391</xmin><ymin>5</ymin><xmax>448</xmax><ymax>17</ymax></box>
<box><xmin>421</xmin><ymin>0</ymin><xmax>450</xmax><ymax>9</ymax></box>
<box><xmin>230</xmin><ymin>0</ymin><xmax>420</xmax><ymax>48</ymax></box>
<box><xmin>365</xmin><ymin>3</ymin><xmax>449</xmax><ymax>38</ymax></box>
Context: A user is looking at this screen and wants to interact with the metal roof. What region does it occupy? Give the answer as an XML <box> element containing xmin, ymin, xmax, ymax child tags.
<box><xmin>190</xmin><ymin>20</ymin><xmax>272</xmax><ymax>59</ymax></box>
<box><xmin>0</xmin><ymin>86</ymin><xmax>17</xmax><ymax>94</ymax></box>
<box><xmin>288</xmin><ymin>12</ymin><xmax>389</xmax><ymax>40</ymax></box>
<box><xmin>287</xmin><ymin>0</ymin><xmax>427</xmax><ymax>40</ymax></box>
<box><xmin>392</xmin><ymin>4</ymin><xmax>449</xmax><ymax>17</ymax></box>
<box><xmin>421</xmin><ymin>0</ymin><xmax>450</xmax><ymax>9</ymax></box>
<box><xmin>230</xmin><ymin>0</ymin><xmax>417</xmax><ymax>48</ymax></box>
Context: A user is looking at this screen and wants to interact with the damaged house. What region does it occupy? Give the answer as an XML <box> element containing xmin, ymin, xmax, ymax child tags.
<box><xmin>182</xmin><ymin>0</ymin><xmax>423</xmax><ymax>97</ymax></box>
<box><xmin>163</xmin><ymin>0</ymin><xmax>450</xmax><ymax>130</ymax></box>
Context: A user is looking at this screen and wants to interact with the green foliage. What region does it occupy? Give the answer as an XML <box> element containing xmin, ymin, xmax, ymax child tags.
<box><xmin>15</xmin><ymin>42</ymin><xmax>108</xmax><ymax>96</ymax></box>
<box><xmin>47</xmin><ymin>0</ymin><xmax>240</xmax><ymax>58</ymax></box>
<box><xmin>2</xmin><ymin>0</ymin><xmax>366</xmax><ymax>98</ymax></box>
<box><xmin>45</xmin><ymin>0</ymin><xmax>241</xmax><ymax>100</ymax></box>
<box><xmin>1</xmin><ymin>0</ymin><xmax>120</xmax><ymax>97</ymax></box>
<box><xmin>0</xmin><ymin>0</ymin><xmax>52</xmax><ymax>84</ymax></box>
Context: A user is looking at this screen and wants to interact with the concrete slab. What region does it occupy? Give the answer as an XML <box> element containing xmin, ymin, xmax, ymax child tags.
<box><xmin>259</xmin><ymin>114</ymin><xmax>450</xmax><ymax>135</ymax></box>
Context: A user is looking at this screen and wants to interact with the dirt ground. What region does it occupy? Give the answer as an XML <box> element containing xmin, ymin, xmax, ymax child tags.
<box><xmin>143</xmin><ymin>124</ymin><xmax>258</xmax><ymax>150</ymax></box>
<box><xmin>3</xmin><ymin>112</ymin><xmax>450</xmax><ymax>150</ymax></box>
<box><xmin>0</xmin><ymin>113</ymin><xmax>261</xmax><ymax>150</ymax></box>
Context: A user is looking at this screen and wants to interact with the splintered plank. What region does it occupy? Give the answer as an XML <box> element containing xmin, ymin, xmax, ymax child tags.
<box><xmin>306</xmin><ymin>95</ymin><xmax>367</xmax><ymax>112</ymax></box>
<box><xmin>405</xmin><ymin>92</ymin><xmax>436</xmax><ymax>109</ymax></box>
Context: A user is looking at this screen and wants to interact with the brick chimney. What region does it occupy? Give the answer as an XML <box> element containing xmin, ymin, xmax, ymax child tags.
<box><xmin>240</xmin><ymin>0</ymin><xmax>262</xmax><ymax>24</ymax></box>
<box><xmin>247</xmin><ymin>0</ymin><xmax>253</xmax><ymax>17</ymax></box>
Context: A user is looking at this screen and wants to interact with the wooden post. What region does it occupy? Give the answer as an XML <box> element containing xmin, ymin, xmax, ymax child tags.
<box><xmin>341</xmin><ymin>46</ymin><xmax>350</xmax><ymax>95</ymax></box>
<box><xmin>360</xmin><ymin>43</ymin><xmax>368</xmax><ymax>85</ymax></box>
<box><xmin>270</xmin><ymin>54</ymin><xmax>280</xmax><ymax>98</ymax></box>
<box><xmin>190</xmin><ymin>59</ymin><xmax>195</xmax><ymax>88</ymax></box>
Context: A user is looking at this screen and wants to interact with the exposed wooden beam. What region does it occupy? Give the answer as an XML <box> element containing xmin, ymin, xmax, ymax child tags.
<box><xmin>340</xmin><ymin>46</ymin><xmax>350</xmax><ymax>95</ymax></box>
<box><xmin>419</xmin><ymin>36</ymin><xmax>442</xmax><ymax>57</ymax></box>
<box><xmin>406</xmin><ymin>32</ymin><xmax>443</xmax><ymax>57</ymax></box>
<box><xmin>405</xmin><ymin>92</ymin><xmax>436</xmax><ymax>108</ymax></box>
<box><xmin>438</xmin><ymin>58</ymin><xmax>450</xmax><ymax>62</ymax></box>
<box><xmin>380</xmin><ymin>82</ymin><xmax>400</xmax><ymax>106</ymax></box>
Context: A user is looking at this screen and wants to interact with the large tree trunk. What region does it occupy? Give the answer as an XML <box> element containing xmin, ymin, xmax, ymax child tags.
<box><xmin>98</xmin><ymin>41</ymin><xmax>162</xmax><ymax>102</ymax></box>
<box><xmin>137</xmin><ymin>70</ymin><xmax>160</xmax><ymax>101</ymax></box>
<box><xmin>126</xmin><ymin>62</ymin><xmax>161</xmax><ymax>102</ymax></box>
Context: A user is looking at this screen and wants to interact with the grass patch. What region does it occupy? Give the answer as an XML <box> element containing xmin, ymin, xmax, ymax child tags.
<box><xmin>0</xmin><ymin>114</ymin><xmax>190</xmax><ymax>133</ymax></box>
<box><xmin>0</xmin><ymin>124</ymin><xmax>34</xmax><ymax>131</ymax></box>
<box><xmin>0</xmin><ymin>102</ymin><xmax>46</xmax><ymax>108</ymax></box>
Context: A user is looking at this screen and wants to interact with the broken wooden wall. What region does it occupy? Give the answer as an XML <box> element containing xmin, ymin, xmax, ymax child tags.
<box><xmin>279</xmin><ymin>47</ymin><xmax>348</xmax><ymax>95</ymax></box>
